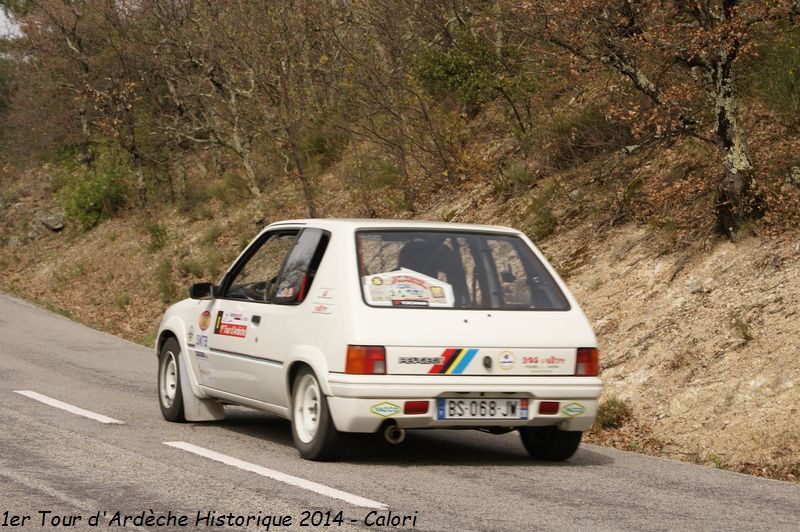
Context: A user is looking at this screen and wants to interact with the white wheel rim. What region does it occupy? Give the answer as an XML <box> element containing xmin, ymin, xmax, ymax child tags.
<box><xmin>160</xmin><ymin>351</ymin><xmax>178</xmax><ymax>408</ymax></box>
<box><xmin>294</xmin><ymin>374</ymin><xmax>320</xmax><ymax>443</ymax></box>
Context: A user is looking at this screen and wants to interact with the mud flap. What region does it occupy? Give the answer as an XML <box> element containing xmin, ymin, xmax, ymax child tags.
<box><xmin>179</xmin><ymin>352</ymin><xmax>225</xmax><ymax>421</ymax></box>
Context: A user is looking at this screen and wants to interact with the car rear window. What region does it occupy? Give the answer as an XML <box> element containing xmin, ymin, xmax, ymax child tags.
<box><xmin>356</xmin><ymin>230</ymin><xmax>570</xmax><ymax>310</ymax></box>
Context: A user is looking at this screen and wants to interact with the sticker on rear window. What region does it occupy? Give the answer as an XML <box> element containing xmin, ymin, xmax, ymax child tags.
<box><xmin>363</xmin><ymin>268</ymin><xmax>454</xmax><ymax>307</ymax></box>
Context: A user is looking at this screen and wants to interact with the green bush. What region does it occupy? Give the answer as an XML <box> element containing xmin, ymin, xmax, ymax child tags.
<box><xmin>301</xmin><ymin>124</ymin><xmax>349</xmax><ymax>174</ymax></box>
<box><xmin>748</xmin><ymin>28</ymin><xmax>800</xmax><ymax>124</ymax></box>
<box><xmin>56</xmin><ymin>141</ymin><xmax>131</xmax><ymax>230</ymax></box>
<box><xmin>59</xmin><ymin>170</ymin><xmax>125</xmax><ymax>230</ymax></box>
<box><xmin>205</xmin><ymin>176</ymin><xmax>242</xmax><ymax>205</ymax></box>
<box><xmin>155</xmin><ymin>259</ymin><xmax>177</xmax><ymax>304</ymax></box>
<box><xmin>201</xmin><ymin>224</ymin><xmax>221</xmax><ymax>245</ymax></box>
<box><xmin>203</xmin><ymin>249</ymin><xmax>226</xmax><ymax>280</ymax></box>
<box><xmin>525</xmin><ymin>182</ymin><xmax>558</xmax><ymax>241</ymax></box>
<box><xmin>534</xmin><ymin>105</ymin><xmax>629</xmax><ymax>170</ymax></box>
<box><xmin>178</xmin><ymin>258</ymin><xmax>204</xmax><ymax>277</ymax></box>
<box><xmin>413</xmin><ymin>31</ymin><xmax>534</xmax><ymax>111</ymax></box>
<box><xmin>146</xmin><ymin>222</ymin><xmax>168</xmax><ymax>252</ymax></box>
<box><xmin>595</xmin><ymin>396</ymin><xmax>632</xmax><ymax>430</ymax></box>
<box><xmin>114</xmin><ymin>293</ymin><xmax>132</xmax><ymax>309</ymax></box>
<box><xmin>494</xmin><ymin>160</ymin><xmax>537</xmax><ymax>198</ymax></box>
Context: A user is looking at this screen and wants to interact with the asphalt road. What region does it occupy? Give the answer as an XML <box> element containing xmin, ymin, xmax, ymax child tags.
<box><xmin>0</xmin><ymin>293</ymin><xmax>798</xmax><ymax>531</ymax></box>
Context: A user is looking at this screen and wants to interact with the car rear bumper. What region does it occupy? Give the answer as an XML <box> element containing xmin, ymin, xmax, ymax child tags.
<box><xmin>326</xmin><ymin>374</ymin><xmax>602</xmax><ymax>433</ymax></box>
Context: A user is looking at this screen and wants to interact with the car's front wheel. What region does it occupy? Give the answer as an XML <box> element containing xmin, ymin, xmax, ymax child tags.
<box><xmin>519</xmin><ymin>426</ymin><xmax>582</xmax><ymax>460</ymax></box>
<box><xmin>158</xmin><ymin>337</ymin><xmax>186</xmax><ymax>422</ymax></box>
<box><xmin>291</xmin><ymin>367</ymin><xmax>345</xmax><ymax>461</ymax></box>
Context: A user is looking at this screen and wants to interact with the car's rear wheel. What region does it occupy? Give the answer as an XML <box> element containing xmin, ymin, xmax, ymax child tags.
<box><xmin>291</xmin><ymin>367</ymin><xmax>344</xmax><ymax>461</ymax></box>
<box><xmin>519</xmin><ymin>426</ymin><xmax>582</xmax><ymax>460</ymax></box>
<box><xmin>158</xmin><ymin>337</ymin><xmax>185</xmax><ymax>422</ymax></box>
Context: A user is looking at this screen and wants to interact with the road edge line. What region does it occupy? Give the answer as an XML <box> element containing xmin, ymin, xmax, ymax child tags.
<box><xmin>163</xmin><ymin>441</ymin><xmax>387</xmax><ymax>509</ymax></box>
<box><xmin>13</xmin><ymin>390</ymin><xmax>124</xmax><ymax>424</ymax></box>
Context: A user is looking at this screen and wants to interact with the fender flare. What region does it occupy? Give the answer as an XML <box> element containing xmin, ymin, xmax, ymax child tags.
<box><xmin>284</xmin><ymin>345</ymin><xmax>332</xmax><ymax>403</ymax></box>
<box><xmin>157</xmin><ymin>317</ymin><xmax>210</xmax><ymax>400</ymax></box>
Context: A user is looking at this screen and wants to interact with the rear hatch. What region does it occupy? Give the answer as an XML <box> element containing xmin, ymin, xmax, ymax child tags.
<box><xmin>353</xmin><ymin>229</ymin><xmax>596</xmax><ymax>376</ymax></box>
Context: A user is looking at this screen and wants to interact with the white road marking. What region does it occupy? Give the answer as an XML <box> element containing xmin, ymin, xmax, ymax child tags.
<box><xmin>164</xmin><ymin>441</ymin><xmax>387</xmax><ymax>509</ymax></box>
<box><xmin>14</xmin><ymin>390</ymin><xmax>124</xmax><ymax>424</ymax></box>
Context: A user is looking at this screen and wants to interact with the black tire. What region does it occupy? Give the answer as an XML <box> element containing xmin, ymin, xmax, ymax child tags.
<box><xmin>519</xmin><ymin>426</ymin><xmax>582</xmax><ymax>460</ymax></box>
<box><xmin>290</xmin><ymin>367</ymin><xmax>345</xmax><ymax>461</ymax></box>
<box><xmin>158</xmin><ymin>337</ymin><xmax>186</xmax><ymax>422</ymax></box>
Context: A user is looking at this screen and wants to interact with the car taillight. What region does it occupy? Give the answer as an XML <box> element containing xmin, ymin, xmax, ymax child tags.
<box><xmin>345</xmin><ymin>345</ymin><xmax>386</xmax><ymax>374</ymax></box>
<box><xmin>575</xmin><ymin>348</ymin><xmax>600</xmax><ymax>376</ymax></box>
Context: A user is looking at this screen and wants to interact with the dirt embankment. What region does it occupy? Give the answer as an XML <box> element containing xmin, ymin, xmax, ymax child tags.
<box><xmin>1</xmin><ymin>172</ymin><xmax>798</xmax><ymax>480</ymax></box>
<box><xmin>548</xmin><ymin>225</ymin><xmax>800</xmax><ymax>473</ymax></box>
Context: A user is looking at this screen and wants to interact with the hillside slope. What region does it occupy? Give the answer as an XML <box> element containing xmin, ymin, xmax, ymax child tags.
<box><xmin>1</xmin><ymin>170</ymin><xmax>797</xmax><ymax>481</ymax></box>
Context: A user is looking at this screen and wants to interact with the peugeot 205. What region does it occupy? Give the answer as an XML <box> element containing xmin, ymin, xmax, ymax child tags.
<box><xmin>155</xmin><ymin>219</ymin><xmax>602</xmax><ymax>461</ymax></box>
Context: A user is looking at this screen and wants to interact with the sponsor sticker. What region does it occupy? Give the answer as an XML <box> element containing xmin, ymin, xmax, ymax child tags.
<box><xmin>522</xmin><ymin>354</ymin><xmax>568</xmax><ymax>374</ymax></box>
<box><xmin>276</xmin><ymin>286</ymin><xmax>295</xmax><ymax>299</ymax></box>
<box><xmin>364</xmin><ymin>268</ymin><xmax>454</xmax><ymax>308</ymax></box>
<box><xmin>317</xmin><ymin>288</ymin><xmax>335</xmax><ymax>299</ymax></box>
<box><xmin>311</xmin><ymin>303</ymin><xmax>332</xmax><ymax>314</ymax></box>
<box><xmin>195</xmin><ymin>334</ymin><xmax>208</xmax><ymax>348</ymax></box>
<box><xmin>214</xmin><ymin>310</ymin><xmax>248</xmax><ymax>338</ymax></box>
<box><xmin>562</xmin><ymin>402</ymin><xmax>586</xmax><ymax>417</ymax></box>
<box><xmin>198</xmin><ymin>310</ymin><xmax>211</xmax><ymax>331</ymax></box>
<box><xmin>498</xmin><ymin>351</ymin><xmax>515</xmax><ymax>370</ymax></box>
<box><xmin>186</xmin><ymin>326</ymin><xmax>195</xmax><ymax>345</ymax></box>
<box><xmin>370</xmin><ymin>402</ymin><xmax>401</xmax><ymax>417</ymax></box>
<box><xmin>218</xmin><ymin>323</ymin><xmax>247</xmax><ymax>338</ymax></box>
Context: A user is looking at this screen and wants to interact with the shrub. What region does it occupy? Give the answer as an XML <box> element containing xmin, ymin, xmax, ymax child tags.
<box><xmin>732</xmin><ymin>314</ymin><xmax>754</xmax><ymax>343</ymax></box>
<box><xmin>748</xmin><ymin>27</ymin><xmax>800</xmax><ymax>125</ymax></box>
<box><xmin>413</xmin><ymin>31</ymin><xmax>533</xmax><ymax>112</ymax></box>
<box><xmin>201</xmin><ymin>224</ymin><xmax>221</xmax><ymax>245</ymax></box>
<box><xmin>114</xmin><ymin>293</ymin><xmax>131</xmax><ymax>309</ymax></box>
<box><xmin>524</xmin><ymin>182</ymin><xmax>558</xmax><ymax>241</ymax></box>
<box><xmin>301</xmin><ymin>124</ymin><xmax>349</xmax><ymax>174</ymax></box>
<box><xmin>494</xmin><ymin>160</ymin><xmax>537</xmax><ymax>198</ymax></box>
<box><xmin>56</xmin><ymin>141</ymin><xmax>131</xmax><ymax>230</ymax></box>
<box><xmin>146</xmin><ymin>222</ymin><xmax>168</xmax><ymax>252</ymax></box>
<box><xmin>178</xmin><ymin>258</ymin><xmax>204</xmax><ymax>277</ymax></box>
<box><xmin>203</xmin><ymin>249</ymin><xmax>226</xmax><ymax>280</ymax></box>
<box><xmin>595</xmin><ymin>396</ymin><xmax>632</xmax><ymax>430</ymax></box>
<box><xmin>59</xmin><ymin>169</ymin><xmax>125</xmax><ymax>230</ymax></box>
<box><xmin>206</xmin><ymin>177</ymin><xmax>240</xmax><ymax>205</ymax></box>
<box><xmin>533</xmin><ymin>105</ymin><xmax>630</xmax><ymax>170</ymax></box>
<box><xmin>155</xmin><ymin>259</ymin><xmax>177</xmax><ymax>304</ymax></box>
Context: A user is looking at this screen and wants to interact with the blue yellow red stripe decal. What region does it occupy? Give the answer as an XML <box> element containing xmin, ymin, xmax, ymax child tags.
<box><xmin>428</xmin><ymin>348</ymin><xmax>479</xmax><ymax>374</ymax></box>
<box><xmin>449</xmin><ymin>348</ymin><xmax>478</xmax><ymax>374</ymax></box>
<box><xmin>429</xmin><ymin>348</ymin><xmax>458</xmax><ymax>374</ymax></box>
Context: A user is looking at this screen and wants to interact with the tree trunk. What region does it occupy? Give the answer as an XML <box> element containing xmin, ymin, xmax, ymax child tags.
<box><xmin>394</xmin><ymin>140</ymin><xmax>416</xmax><ymax>214</ymax></box>
<box><xmin>712</xmin><ymin>47</ymin><xmax>756</xmax><ymax>237</ymax></box>
<box><xmin>285</xmin><ymin>127</ymin><xmax>318</xmax><ymax>218</ymax></box>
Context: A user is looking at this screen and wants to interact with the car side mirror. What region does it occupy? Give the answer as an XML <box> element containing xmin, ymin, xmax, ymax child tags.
<box><xmin>189</xmin><ymin>282</ymin><xmax>217</xmax><ymax>300</ymax></box>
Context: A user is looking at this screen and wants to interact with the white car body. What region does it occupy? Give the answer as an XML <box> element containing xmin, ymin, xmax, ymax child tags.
<box><xmin>156</xmin><ymin>219</ymin><xmax>602</xmax><ymax>459</ymax></box>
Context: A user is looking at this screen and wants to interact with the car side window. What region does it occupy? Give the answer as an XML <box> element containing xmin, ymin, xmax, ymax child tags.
<box><xmin>225</xmin><ymin>231</ymin><xmax>298</xmax><ymax>302</ymax></box>
<box><xmin>272</xmin><ymin>229</ymin><xmax>330</xmax><ymax>305</ymax></box>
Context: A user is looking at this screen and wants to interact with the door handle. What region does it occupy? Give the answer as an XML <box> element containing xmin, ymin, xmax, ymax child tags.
<box><xmin>251</xmin><ymin>315</ymin><xmax>261</xmax><ymax>325</ymax></box>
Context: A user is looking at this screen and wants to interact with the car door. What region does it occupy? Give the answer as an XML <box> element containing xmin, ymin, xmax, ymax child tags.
<box><xmin>204</xmin><ymin>229</ymin><xmax>298</xmax><ymax>405</ymax></box>
<box><xmin>204</xmin><ymin>227</ymin><xmax>330</xmax><ymax>407</ymax></box>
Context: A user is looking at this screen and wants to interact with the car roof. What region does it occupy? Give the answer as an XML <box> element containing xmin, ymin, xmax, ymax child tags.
<box><xmin>265</xmin><ymin>218</ymin><xmax>521</xmax><ymax>235</ymax></box>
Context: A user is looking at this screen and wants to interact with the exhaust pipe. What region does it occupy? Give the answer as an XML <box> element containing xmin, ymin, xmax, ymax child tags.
<box><xmin>383</xmin><ymin>425</ymin><xmax>406</xmax><ymax>445</ymax></box>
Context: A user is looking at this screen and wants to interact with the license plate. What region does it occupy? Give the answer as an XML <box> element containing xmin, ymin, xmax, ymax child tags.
<box><xmin>437</xmin><ymin>398</ymin><xmax>528</xmax><ymax>420</ymax></box>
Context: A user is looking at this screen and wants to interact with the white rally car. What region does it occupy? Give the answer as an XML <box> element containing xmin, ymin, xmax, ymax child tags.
<box><xmin>156</xmin><ymin>219</ymin><xmax>602</xmax><ymax>461</ymax></box>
